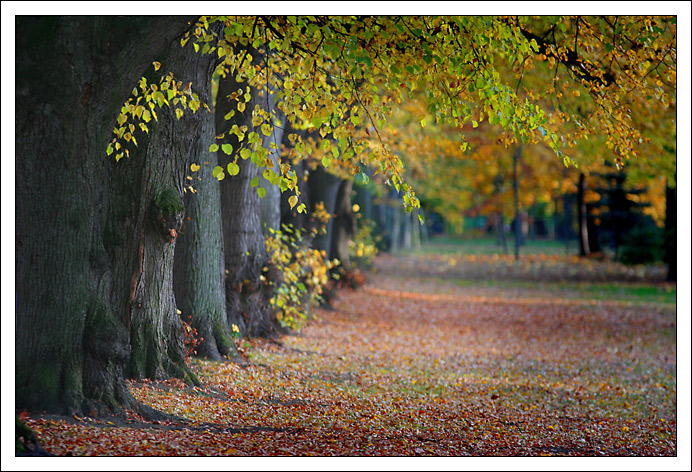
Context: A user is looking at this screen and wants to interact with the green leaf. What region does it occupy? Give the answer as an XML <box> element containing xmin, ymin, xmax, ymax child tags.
<box><xmin>250</xmin><ymin>176</ymin><xmax>259</xmax><ymax>188</ymax></box>
<box><xmin>212</xmin><ymin>166</ymin><xmax>225</xmax><ymax>181</ymax></box>
<box><xmin>222</xmin><ymin>143</ymin><xmax>234</xmax><ymax>155</ymax></box>
<box><xmin>240</xmin><ymin>148</ymin><xmax>251</xmax><ymax>160</ymax></box>
<box><xmin>209</xmin><ymin>144</ymin><xmax>219</xmax><ymax>153</ymax></box>
<box><xmin>257</xmin><ymin>187</ymin><xmax>266</xmax><ymax>199</ymax></box>
<box><xmin>227</xmin><ymin>162</ymin><xmax>240</xmax><ymax>176</ymax></box>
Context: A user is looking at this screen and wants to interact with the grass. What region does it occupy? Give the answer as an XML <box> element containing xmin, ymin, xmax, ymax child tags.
<box><xmin>436</xmin><ymin>278</ymin><xmax>677</xmax><ymax>305</ymax></box>
<box><xmin>392</xmin><ymin>235</ymin><xmax>675</xmax><ymax>305</ymax></box>
<box><xmin>408</xmin><ymin>234</ymin><xmax>580</xmax><ymax>256</ymax></box>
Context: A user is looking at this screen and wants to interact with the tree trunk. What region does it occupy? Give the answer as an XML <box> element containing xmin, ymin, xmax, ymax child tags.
<box><xmin>308</xmin><ymin>165</ymin><xmax>342</xmax><ymax>257</ymax></box>
<box><xmin>512</xmin><ymin>145</ymin><xmax>523</xmax><ymax>261</ymax></box>
<box><xmin>259</xmin><ymin>90</ymin><xmax>286</xmax><ymax>237</ymax></box>
<box><xmin>112</xmin><ymin>30</ymin><xmax>231</xmax><ymax>384</ymax></box>
<box><xmin>577</xmin><ymin>172</ymin><xmax>591</xmax><ymax>257</ymax></box>
<box><xmin>390</xmin><ymin>202</ymin><xmax>401</xmax><ymax>252</ymax></box>
<box><xmin>411</xmin><ymin>210</ymin><xmax>421</xmax><ymax>250</ymax></box>
<box><xmin>402</xmin><ymin>207</ymin><xmax>412</xmax><ymax>250</ymax></box>
<box><xmin>172</xmin><ymin>29</ymin><xmax>240</xmax><ymax>363</ymax></box>
<box><xmin>330</xmin><ymin>179</ymin><xmax>357</xmax><ymax>274</ymax></box>
<box><xmin>496</xmin><ymin>213</ymin><xmax>508</xmax><ymax>254</ymax></box>
<box><xmin>664</xmin><ymin>178</ymin><xmax>676</xmax><ymax>282</ymax></box>
<box><xmin>216</xmin><ymin>65</ymin><xmax>280</xmax><ymax>338</ymax></box>
<box><xmin>15</xmin><ymin>16</ymin><xmax>196</xmax><ymax>416</ymax></box>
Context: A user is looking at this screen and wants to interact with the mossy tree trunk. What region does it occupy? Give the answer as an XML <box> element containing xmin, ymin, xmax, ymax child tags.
<box><xmin>15</xmin><ymin>16</ymin><xmax>196</xmax><ymax>417</ymax></box>
<box><xmin>118</xmin><ymin>31</ymin><xmax>240</xmax><ymax>384</ymax></box>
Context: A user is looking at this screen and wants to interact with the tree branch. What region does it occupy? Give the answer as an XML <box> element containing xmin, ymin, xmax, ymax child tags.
<box><xmin>517</xmin><ymin>24</ymin><xmax>615</xmax><ymax>88</ymax></box>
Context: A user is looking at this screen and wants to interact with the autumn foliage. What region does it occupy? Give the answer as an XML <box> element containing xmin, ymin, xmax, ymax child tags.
<box><xmin>20</xmin><ymin>251</ymin><xmax>676</xmax><ymax>457</ymax></box>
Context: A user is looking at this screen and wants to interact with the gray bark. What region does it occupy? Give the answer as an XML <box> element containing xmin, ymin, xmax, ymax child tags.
<box><xmin>216</xmin><ymin>58</ymin><xmax>282</xmax><ymax>338</ymax></box>
<box><xmin>330</xmin><ymin>179</ymin><xmax>357</xmax><ymax>273</ymax></box>
<box><xmin>173</xmin><ymin>27</ymin><xmax>240</xmax><ymax>363</ymax></box>
<box><xmin>15</xmin><ymin>16</ymin><xmax>196</xmax><ymax>416</ymax></box>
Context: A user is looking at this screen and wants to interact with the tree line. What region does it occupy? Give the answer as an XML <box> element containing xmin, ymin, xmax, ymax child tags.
<box><xmin>15</xmin><ymin>15</ymin><xmax>676</xmax><ymax>419</ymax></box>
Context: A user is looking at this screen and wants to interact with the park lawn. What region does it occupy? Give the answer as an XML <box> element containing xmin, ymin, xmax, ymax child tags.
<box><xmin>22</xmin><ymin>252</ymin><xmax>677</xmax><ymax>458</ymax></box>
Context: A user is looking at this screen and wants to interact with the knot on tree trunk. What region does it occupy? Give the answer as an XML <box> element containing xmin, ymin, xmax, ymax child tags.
<box><xmin>151</xmin><ymin>188</ymin><xmax>185</xmax><ymax>242</ymax></box>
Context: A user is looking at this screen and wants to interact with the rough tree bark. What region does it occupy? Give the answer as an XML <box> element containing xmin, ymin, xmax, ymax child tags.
<box><xmin>173</xmin><ymin>26</ymin><xmax>241</xmax><ymax>363</ymax></box>
<box><xmin>106</xmin><ymin>27</ymin><xmax>232</xmax><ymax>385</ymax></box>
<box><xmin>15</xmin><ymin>16</ymin><xmax>196</xmax><ymax>416</ymax></box>
<box><xmin>215</xmin><ymin>55</ymin><xmax>283</xmax><ymax>338</ymax></box>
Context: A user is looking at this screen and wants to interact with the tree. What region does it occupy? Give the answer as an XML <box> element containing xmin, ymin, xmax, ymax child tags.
<box><xmin>15</xmin><ymin>16</ymin><xmax>197</xmax><ymax>416</ymax></box>
<box><xmin>173</xmin><ymin>25</ymin><xmax>241</xmax><ymax>363</ymax></box>
<box><xmin>215</xmin><ymin>51</ymin><xmax>285</xmax><ymax>338</ymax></box>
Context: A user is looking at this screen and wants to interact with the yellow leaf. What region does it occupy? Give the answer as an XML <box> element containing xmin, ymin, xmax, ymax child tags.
<box><xmin>237</xmin><ymin>102</ymin><xmax>246</xmax><ymax>113</ymax></box>
<box><xmin>153</xmin><ymin>61</ymin><xmax>161</xmax><ymax>71</ymax></box>
<box><xmin>288</xmin><ymin>195</ymin><xmax>298</xmax><ymax>209</ymax></box>
<box><xmin>190</xmin><ymin>163</ymin><xmax>201</xmax><ymax>172</ymax></box>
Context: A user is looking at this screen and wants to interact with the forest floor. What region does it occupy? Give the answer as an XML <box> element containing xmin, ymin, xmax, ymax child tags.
<box><xmin>20</xmin><ymin>248</ymin><xmax>679</xmax><ymax>460</ymax></box>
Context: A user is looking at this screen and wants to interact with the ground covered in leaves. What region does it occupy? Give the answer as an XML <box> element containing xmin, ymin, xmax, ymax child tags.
<box><xmin>20</xmin><ymin>250</ymin><xmax>678</xmax><ymax>457</ymax></box>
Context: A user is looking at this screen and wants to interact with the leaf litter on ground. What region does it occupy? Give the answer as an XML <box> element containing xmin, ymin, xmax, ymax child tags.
<box><xmin>21</xmin><ymin>252</ymin><xmax>677</xmax><ymax>457</ymax></box>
